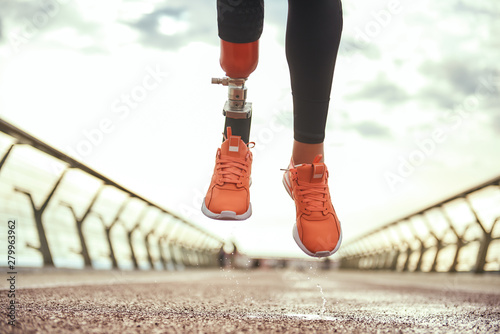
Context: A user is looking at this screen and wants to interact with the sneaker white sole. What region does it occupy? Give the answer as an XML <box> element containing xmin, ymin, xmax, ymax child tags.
<box><xmin>283</xmin><ymin>170</ymin><xmax>343</xmax><ymax>258</ymax></box>
<box><xmin>201</xmin><ymin>200</ymin><xmax>252</xmax><ymax>221</ymax></box>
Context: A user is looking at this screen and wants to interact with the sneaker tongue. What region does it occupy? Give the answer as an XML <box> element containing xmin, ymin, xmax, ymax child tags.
<box><xmin>221</xmin><ymin>134</ymin><xmax>246</xmax><ymax>158</ymax></box>
<box><xmin>296</xmin><ymin>162</ymin><xmax>326</xmax><ymax>183</ymax></box>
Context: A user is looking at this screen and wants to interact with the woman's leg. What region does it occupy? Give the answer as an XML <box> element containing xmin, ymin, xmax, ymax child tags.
<box><xmin>283</xmin><ymin>0</ymin><xmax>343</xmax><ymax>258</ymax></box>
<box><xmin>286</xmin><ymin>0</ymin><xmax>343</xmax><ymax>163</ymax></box>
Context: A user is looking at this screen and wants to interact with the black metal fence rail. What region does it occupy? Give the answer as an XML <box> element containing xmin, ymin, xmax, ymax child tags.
<box><xmin>338</xmin><ymin>175</ymin><xmax>500</xmax><ymax>273</ymax></box>
<box><xmin>0</xmin><ymin>118</ymin><xmax>223</xmax><ymax>269</ymax></box>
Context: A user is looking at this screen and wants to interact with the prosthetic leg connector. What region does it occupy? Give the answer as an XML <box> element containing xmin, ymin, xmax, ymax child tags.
<box><xmin>212</xmin><ymin>77</ymin><xmax>252</xmax><ymax>119</ymax></box>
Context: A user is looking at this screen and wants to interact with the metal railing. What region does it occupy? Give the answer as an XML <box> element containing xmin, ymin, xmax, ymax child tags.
<box><xmin>338</xmin><ymin>174</ymin><xmax>500</xmax><ymax>273</ymax></box>
<box><xmin>0</xmin><ymin>118</ymin><xmax>223</xmax><ymax>269</ymax></box>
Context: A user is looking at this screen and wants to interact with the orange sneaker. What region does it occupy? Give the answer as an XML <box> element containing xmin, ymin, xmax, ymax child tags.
<box><xmin>282</xmin><ymin>155</ymin><xmax>342</xmax><ymax>257</ymax></box>
<box><xmin>202</xmin><ymin>127</ymin><xmax>253</xmax><ymax>220</ymax></box>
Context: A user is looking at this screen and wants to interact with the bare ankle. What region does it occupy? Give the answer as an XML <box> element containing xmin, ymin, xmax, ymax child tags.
<box><xmin>292</xmin><ymin>140</ymin><xmax>324</xmax><ymax>165</ymax></box>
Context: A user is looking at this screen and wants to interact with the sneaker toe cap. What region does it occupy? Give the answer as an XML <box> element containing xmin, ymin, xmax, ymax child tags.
<box><xmin>298</xmin><ymin>215</ymin><xmax>341</xmax><ymax>253</ymax></box>
<box><xmin>206</xmin><ymin>188</ymin><xmax>249</xmax><ymax>215</ymax></box>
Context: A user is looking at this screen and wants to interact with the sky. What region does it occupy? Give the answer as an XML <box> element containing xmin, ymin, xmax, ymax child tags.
<box><xmin>0</xmin><ymin>0</ymin><xmax>499</xmax><ymax>259</ymax></box>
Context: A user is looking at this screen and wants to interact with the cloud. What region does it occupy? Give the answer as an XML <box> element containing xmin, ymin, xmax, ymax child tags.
<box><xmin>352</xmin><ymin>120</ymin><xmax>392</xmax><ymax>138</ymax></box>
<box><xmin>493</xmin><ymin>113</ymin><xmax>500</xmax><ymax>135</ymax></box>
<box><xmin>420</xmin><ymin>60</ymin><xmax>496</xmax><ymax>95</ymax></box>
<box><xmin>0</xmin><ymin>0</ymin><xmax>219</xmax><ymax>54</ymax></box>
<box><xmin>339</xmin><ymin>37</ymin><xmax>381</xmax><ymax>60</ymax></box>
<box><xmin>411</xmin><ymin>0</ymin><xmax>499</xmax><ymax>109</ymax></box>
<box><xmin>454</xmin><ymin>0</ymin><xmax>500</xmax><ymax>18</ymax></box>
<box><xmin>341</xmin><ymin>0</ymin><xmax>499</xmax><ymax>137</ymax></box>
<box><xmin>416</xmin><ymin>61</ymin><xmax>499</xmax><ymax>113</ymax></box>
<box><xmin>0</xmin><ymin>1</ymin><xmax>115</xmax><ymax>54</ymax></box>
<box><xmin>345</xmin><ymin>73</ymin><xmax>408</xmax><ymax>105</ymax></box>
<box><xmin>125</xmin><ymin>2</ymin><xmax>218</xmax><ymax>50</ymax></box>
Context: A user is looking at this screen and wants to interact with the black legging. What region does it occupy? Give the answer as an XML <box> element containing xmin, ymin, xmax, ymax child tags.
<box><xmin>217</xmin><ymin>0</ymin><xmax>343</xmax><ymax>144</ymax></box>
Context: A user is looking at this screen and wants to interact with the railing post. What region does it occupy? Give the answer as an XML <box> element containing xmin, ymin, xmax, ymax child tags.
<box><xmin>98</xmin><ymin>198</ymin><xmax>130</xmax><ymax>269</ymax></box>
<box><xmin>420</xmin><ymin>213</ymin><xmax>442</xmax><ymax>272</ymax></box>
<box><xmin>157</xmin><ymin>235</ymin><xmax>169</xmax><ymax>269</ymax></box>
<box><xmin>60</xmin><ymin>183</ymin><xmax>104</xmax><ymax>267</ymax></box>
<box><xmin>14</xmin><ymin>168</ymin><xmax>68</xmax><ymax>266</ymax></box>
<box><xmin>196</xmin><ymin>236</ymin><xmax>207</xmax><ymax>267</ymax></box>
<box><xmin>0</xmin><ymin>143</ymin><xmax>16</xmax><ymax>172</ymax></box>
<box><xmin>439</xmin><ymin>206</ymin><xmax>465</xmax><ymax>273</ymax></box>
<box><xmin>353</xmin><ymin>241</ymin><xmax>364</xmax><ymax>269</ymax></box>
<box><xmin>411</xmin><ymin>232</ymin><xmax>425</xmax><ymax>272</ymax></box>
<box><xmin>144</xmin><ymin>213</ymin><xmax>164</xmax><ymax>270</ymax></box>
<box><xmin>396</xmin><ymin>222</ymin><xmax>412</xmax><ymax>272</ymax></box>
<box><xmin>464</xmin><ymin>197</ymin><xmax>491</xmax><ymax>274</ymax></box>
<box><xmin>179</xmin><ymin>244</ymin><xmax>190</xmax><ymax>267</ymax></box>
<box><xmin>386</xmin><ymin>228</ymin><xmax>401</xmax><ymax>271</ymax></box>
<box><xmin>172</xmin><ymin>227</ymin><xmax>190</xmax><ymax>267</ymax></box>
<box><xmin>192</xmin><ymin>234</ymin><xmax>208</xmax><ymax>267</ymax></box>
<box><xmin>474</xmin><ymin>233</ymin><xmax>492</xmax><ymax>274</ymax></box>
<box><xmin>200</xmin><ymin>235</ymin><xmax>213</xmax><ymax>267</ymax></box>
<box><xmin>127</xmin><ymin>206</ymin><xmax>150</xmax><ymax>270</ymax></box>
<box><xmin>360</xmin><ymin>238</ymin><xmax>374</xmax><ymax>270</ymax></box>
<box><xmin>168</xmin><ymin>242</ymin><xmax>179</xmax><ymax>268</ymax></box>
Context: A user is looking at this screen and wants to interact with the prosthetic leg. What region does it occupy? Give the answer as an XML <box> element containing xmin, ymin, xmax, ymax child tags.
<box><xmin>211</xmin><ymin>47</ymin><xmax>255</xmax><ymax>142</ymax></box>
<box><xmin>212</xmin><ymin>0</ymin><xmax>264</xmax><ymax>143</ymax></box>
<box><xmin>201</xmin><ymin>0</ymin><xmax>263</xmax><ymax>220</ymax></box>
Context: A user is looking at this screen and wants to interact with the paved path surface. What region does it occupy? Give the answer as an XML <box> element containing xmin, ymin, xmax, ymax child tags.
<box><xmin>1</xmin><ymin>268</ymin><xmax>499</xmax><ymax>333</ymax></box>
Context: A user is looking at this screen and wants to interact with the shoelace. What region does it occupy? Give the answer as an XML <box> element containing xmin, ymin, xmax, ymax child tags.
<box><xmin>295</xmin><ymin>181</ymin><xmax>328</xmax><ymax>213</ymax></box>
<box><xmin>217</xmin><ymin>157</ymin><xmax>249</xmax><ymax>184</ymax></box>
<box><xmin>282</xmin><ymin>167</ymin><xmax>329</xmax><ymax>214</ymax></box>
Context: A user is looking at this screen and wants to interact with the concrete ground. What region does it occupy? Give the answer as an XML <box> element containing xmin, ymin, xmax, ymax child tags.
<box><xmin>1</xmin><ymin>268</ymin><xmax>499</xmax><ymax>333</ymax></box>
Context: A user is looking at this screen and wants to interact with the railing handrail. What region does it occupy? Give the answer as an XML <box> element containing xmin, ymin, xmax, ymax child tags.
<box><xmin>0</xmin><ymin>117</ymin><xmax>222</xmax><ymax>243</ymax></box>
<box><xmin>348</xmin><ymin>173</ymin><xmax>500</xmax><ymax>242</ymax></box>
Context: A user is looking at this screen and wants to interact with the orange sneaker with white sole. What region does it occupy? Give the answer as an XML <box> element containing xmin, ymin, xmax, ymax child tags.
<box><xmin>282</xmin><ymin>154</ymin><xmax>342</xmax><ymax>257</ymax></box>
<box><xmin>202</xmin><ymin>127</ymin><xmax>253</xmax><ymax>220</ymax></box>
